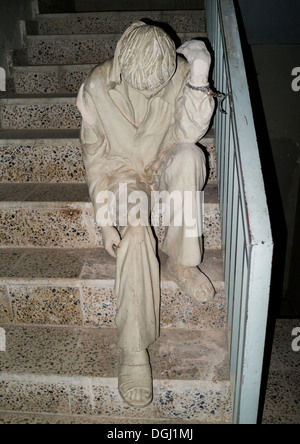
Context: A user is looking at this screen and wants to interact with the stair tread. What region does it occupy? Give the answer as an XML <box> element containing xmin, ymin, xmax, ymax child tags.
<box><xmin>37</xmin><ymin>10</ymin><xmax>206</xmax><ymax>18</ymax></box>
<box><xmin>13</xmin><ymin>64</ymin><xmax>96</xmax><ymax>72</ymax></box>
<box><xmin>0</xmin><ymin>412</ymin><xmax>214</xmax><ymax>424</ymax></box>
<box><xmin>0</xmin><ymin>128</ymin><xmax>215</xmax><ymax>141</ymax></box>
<box><xmin>0</xmin><ymin>129</ymin><xmax>81</xmax><ymax>140</ymax></box>
<box><xmin>0</xmin><ymin>247</ymin><xmax>224</xmax><ymax>284</ymax></box>
<box><xmin>0</xmin><ymin>183</ymin><xmax>219</xmax><ymax>204</ymax></box>
<box><xmin>0</xmin><ymin>324</ymin><xmax>229</xmax><ymax>382</ymax></box>
<box><xmin>26</xmin><ymin>32</ymin><xmax>206</xmax><ymax>40</ymax></box>
<box><xmin>0</xmin><ymin>94</ymin><xmax>77</xmax><ymax>102</ymax></box>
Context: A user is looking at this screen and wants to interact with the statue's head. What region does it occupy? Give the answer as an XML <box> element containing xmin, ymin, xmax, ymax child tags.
<box><xmin>118</xmin><ymin>23</ymin><xmax>177</xmax><ymax>93</ymax></box>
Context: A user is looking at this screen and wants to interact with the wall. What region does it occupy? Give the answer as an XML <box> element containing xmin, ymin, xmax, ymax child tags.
<box><xmin>237</xmin><ymin>0</ymin><xmax>300</xmax><ymax>315</ymax></box>
<box><xmin>237</xmin><ymin>0</ymin><xmax>300</xmax><ymax>45</ymax></box>
<box><xmin>0</xmin><ymin>0</ymin><xmax>34</xmax><ymax>74</ymax></box>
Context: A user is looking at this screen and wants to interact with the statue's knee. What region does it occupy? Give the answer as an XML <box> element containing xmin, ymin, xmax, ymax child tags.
<box><xmin>170</xmin><ymin>143</ymin><xmax>205</xmax><ymax>170</ymax></box>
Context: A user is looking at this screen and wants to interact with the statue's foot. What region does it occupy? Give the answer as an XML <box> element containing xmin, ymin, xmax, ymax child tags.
<box><xmin>118</xmin><ymin>349</ymin><xmax>153</xmax><ymax>408</ymax></box>
<box><xmin>166</xmin><ymin>257</ymin><xmax>215</xmax><ymax>302</ymax></box>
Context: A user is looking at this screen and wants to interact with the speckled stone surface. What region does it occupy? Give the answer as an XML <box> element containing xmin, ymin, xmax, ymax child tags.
<box><xmin>203</xmin><ymin>143</ymin><xmax>217</xmax><ymax>185</ymax></box>
<box><xmin>203</xmin><ymin>204</ymin><xmax>221</xmax><ymax>250</ymax></box>
<box><xmin>0</xmin><ymin>184</ymin><xmax>220</xmax><ymax>249</ymax></box>
<box><xmin>36</xmin><ymin>11</ymin><xmax>206</xmax><ymax>35</ymax></box>
<box><xmin>9</xmin><ymin>286</ymin><xmax>83</xmax><ymax>326</ymax></box>
<box><xmin>0</xmin><ymin>136</ymin><xmax>215</xmax><ymax>184</ymax></box>
<box><xmin>261</xmin><ymin>319</ymin><xmax>300</xmax><ymax>424</ymax></box>
<box><xmin>153</xmin><ymin>379</ymin><xmax>231</xmax><ymax>422</ymax></box>
<box><xmin>0</xmin><ymin>411</ymin><xmax>212</xmax><ymax>424</ymax></box>
<box><xmin>0</xmin><ymin>97</ymin><xmax>80</xmax><ymax>130</ymax></box>
<box><xmin>0</xmin><ymin>377</ymin><xmax>70</xmax><ymax>415</ymax></box>
<box><xmin>0</xmin><ymin>324</ymin><xmax>231</xmax><ymax>422</ymax></box>
<box><xmin>2</xmin><ymin>321</ymin><xmax>298</xmax><ymax>424</ymax></box>
<box><xmin>0</xmin><ymin>286</ymin><xmax>13</xmax><ymax>323</ymax></box>
<box><xmin>0</xmin><ymin>247</ymin><xmax>225</xmax><ymax>329</ymax></box>
<box><xmin>0</xmin><ymin>205</ymin><xmax>100</xmax><ymax>248</ymax></box>
<box><xmin>0</xmin><ymin>139</ymin><xmax>85</xmax><ymax>183</ymax></box>
<box><xmin>12</xmin><ymin>65</ymin><xmax>92</xmax><ymax>95</ymax></box>
<box><xmin>24</xmin><ymin>33</ymin><xmax>203</xmax><ymax>66</ymax></box>
<box><xmin>25</xmin><ymin>35</ymin><xmax>120</xmax><ymax>65</ymax></box>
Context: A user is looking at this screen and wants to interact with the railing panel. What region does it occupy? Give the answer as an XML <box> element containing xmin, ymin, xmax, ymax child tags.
<box><xmin>205</xmin><ymin>0</ymin><xmax>273</xmax><ymax>424</ymax></box>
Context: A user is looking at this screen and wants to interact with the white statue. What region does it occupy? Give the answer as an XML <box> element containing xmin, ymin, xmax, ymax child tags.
<box><xmin>77</xmin><ymin>22</ymin><xmax>215</xmax><ymax>408</ymax></box>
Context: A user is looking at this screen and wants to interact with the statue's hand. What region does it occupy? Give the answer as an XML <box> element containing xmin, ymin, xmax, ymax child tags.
<box><xmin>177</xmin><ymin>40</ymin><xmax>211</xmax><ymax>86</ymax></box>
<box><xmin>102</xmin><ymin>226</ymin><xmax>121</xmax><ymax>258</ymax></box>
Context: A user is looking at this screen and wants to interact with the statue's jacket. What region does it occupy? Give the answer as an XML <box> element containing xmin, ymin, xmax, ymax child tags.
<box><xmin>76</xmin><ymin>30</ymin><xmax>215</xmax><ymax>224</ymax></box>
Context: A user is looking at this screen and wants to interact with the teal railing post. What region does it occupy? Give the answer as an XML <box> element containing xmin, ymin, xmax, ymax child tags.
<box><xmin>204</xmin><ymin>0</ymin><xmax>274</xmax><ymax>424</ymax></box>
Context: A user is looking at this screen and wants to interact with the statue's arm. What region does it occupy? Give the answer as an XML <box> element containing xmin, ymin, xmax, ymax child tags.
<box><xmin>173</xmin><ymin>41</ymin><xmax>215</xmax><ymax>144</ymax></box>
<box><xmin>171</xmin><ymin>82</ymin><xmax>215</xmax><ymax>144</ymax></box>
<box><xmin>77</xmin><ymin>84</ymin><xmax>122</xmax><ymax>256</ymax></box>
<box><xmin>77</xmin><ymin>84</ymin><xmax>111</xmax><ymax>217</ymax></box>
<box><xmin>148</xmin><ymin>47</ymin><xmax>215</xmax><ymax>175</ymax></box>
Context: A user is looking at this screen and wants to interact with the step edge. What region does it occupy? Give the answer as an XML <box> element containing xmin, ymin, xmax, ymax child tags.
<box><xmin>0</xmin><ymin>371</ymin><xmax>231</xmax><ymax>386</ymax></box>
<box><xmin>26</xmin><ymin>32</ymin><xmax>207</xmax><ymax>40</ymax></box>
<box><xmin>0</xmin><ymin>200</ymin><xmax>219</xmax><ymax>208</ymax></box>
<box><xmin>0</xmin><ymin>276</ymin><xmax>225</xmax><ymax>288</ymax></box>
<box><xmin>0</xmin><ymin>136</ymin><xmax>215</xmax><ymax>144</ymax></box>
<box><xmin>36</xmin><ymin>10</ymin><xmax>206</xmax><ymax>19</ymax></box>
<box><xmin>0</xmin><ymin>96</ymin><xmax>77</xmax><ymax>103</ymax></box>
<box><xmin>0</xmin><ymin>128</ymin><xmax>214</xmax><ymax>143</ymax></box>
<box><xmin>12</xmin><ymin>64</ymin><xmax>96</xmax><ymax>72</ymax></box>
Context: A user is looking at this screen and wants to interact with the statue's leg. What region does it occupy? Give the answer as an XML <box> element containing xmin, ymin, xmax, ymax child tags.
<box><xmin>114</xmin><ymin>224</ymin><xmax>160</xmax><ymax>408</ymax></box>
<box><xmin>159</xmin><ymin>143</ymin><xmax>215</xmax><ymax>301</ymax></box>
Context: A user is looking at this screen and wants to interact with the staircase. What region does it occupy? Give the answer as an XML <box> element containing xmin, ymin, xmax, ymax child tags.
<box><xmin>0</xmin><ymin>2</ymin><xmax>232</xmax><ymax>424</ymax></box>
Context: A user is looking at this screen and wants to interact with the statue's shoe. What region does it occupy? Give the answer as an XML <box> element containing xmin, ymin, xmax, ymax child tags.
<box><xmin>118</xmin><ymin>350</ymin><xmax>153</xmax><ymax>408</ymax></box>
<box><xmin>166</xmin><ymin>257</ymin><xmax>215</xmax><ymax>302</ymax></box>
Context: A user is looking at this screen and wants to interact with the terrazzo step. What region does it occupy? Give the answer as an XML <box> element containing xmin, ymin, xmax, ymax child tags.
<box><xmin>0</xmin><ymin>247</ymin><xmax>226</xmax><ymax>330</ymax></box>
<box><xmin>0</xmin><ymin>96</ymin><xmax>79</xmax><ymax>130</ymax></box>
<box><xmin>34</xmin><ymin>10</ymin><xmax>206</xmax><ymax>35</ymax></box>
<box><xmin>18</xmin><ymin>32</ymin><xmax>205</xmax><ymax>66</ymax></box>
<box><xmin>12</xmin><ymin>65</ymin><xmax>94</xmax><ymax>95</ymax></box>
<box><xmin>0</xmin><ymin>129</ymin><xmax>216</xmax><ymax>184</ymax></box>
<box><xmin>0</xmin><ymin>324</ymin><xmax>231</xmax><ymax>423</ymax></box>
<box><xmin>0</xmin><ymin>183</ymin><xmax>221</xmax><ymax>250</ymax></box>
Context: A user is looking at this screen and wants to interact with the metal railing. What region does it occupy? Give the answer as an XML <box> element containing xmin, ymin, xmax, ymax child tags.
<box><xmin>205</xmin><ymin>0</ymin><xmax>274</xmax><ymax>424</ymax></box>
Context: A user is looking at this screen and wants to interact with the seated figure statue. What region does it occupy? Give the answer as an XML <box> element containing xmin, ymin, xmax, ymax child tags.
<box><xmin>77</xmin><ymin>22</ymin><xmax>215</xmax><ymax>409</ymax></box>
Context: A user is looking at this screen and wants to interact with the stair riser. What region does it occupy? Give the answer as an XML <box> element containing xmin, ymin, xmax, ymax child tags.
<box><xmin>23</xmin><ymin>33</ymin><xmax>202</xmax><ymax>65</ymax></box>
<box><xmin>0</xmin><ymin>101</ymin><xmax>79</xmax><ymax>130</ymax></box>
<box><xmin>0</xmin><ymin>374</ymin><xmax>231</xmax><ymax>423</ymax></box>
<box><xmin>0</xmin><ymin>141</ymin><xmax>216</xmax><ymax>184</ymax></box>
<box><xmin>0</xmin><ymin>282</ymin><xmax>226</xmax><ymax>329</ymax></box>
<box><xmin>36</xmin><ymin>11</ymin><xmax>206</xmax><ymax>35</ymax></box>
<box><xmin>0</xmin><ymin>141</ymin><xmax>86</xmax><ymax>183</ymax></box>
<box><xmin>0</xmin><ymin>204</ymin><xmax>221</xmax><ymax>249</ymax></box>
<box><xmin>12</xmin><ymin>68</ymin><xmax>91</xmax><ymax>95</ymax></box>
<box><xmin>26</xmin><ymin>36</ymin><xmax>118</xmax><ymax>65</ymax></box>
